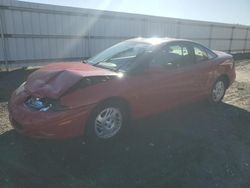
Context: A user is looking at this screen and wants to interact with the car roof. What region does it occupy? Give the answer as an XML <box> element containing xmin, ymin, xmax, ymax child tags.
<box><xmin>126</xmin><ymin>37</ymin><xmax>194</xmax><ymax>46</ymax></box>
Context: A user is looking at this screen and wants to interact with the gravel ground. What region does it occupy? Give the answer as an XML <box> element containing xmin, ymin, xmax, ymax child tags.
<box><xmin>0</xmin><ymin>61</ymin><xmax>249</xmax><ymax>188</ymax></box>
<box><xmin>224</xmin><ymin>60</ymin><xmax>250</xmax><ymax>110</ymax></box>
<box><xmin>0</xmin><ymin>103</ymin><xmax>11</xmax><ymax>134</ymax></box>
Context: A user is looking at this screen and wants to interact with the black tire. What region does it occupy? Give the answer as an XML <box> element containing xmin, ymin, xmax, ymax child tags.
<box><xmin>85</xmin><ymin>101</ymin><xmax>129</xmax><ymax>143</ymax></box>
<box><xmin>209</xmin><ymin>77</ymin><xmax>227</xmax><ymax>104</ymax></box>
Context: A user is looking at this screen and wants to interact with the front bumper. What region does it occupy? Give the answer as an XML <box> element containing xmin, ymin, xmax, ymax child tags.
<box><xmin>8</xmin><ymin>90</ymin><xmax>94</xmax><ymax>139</ymax></box>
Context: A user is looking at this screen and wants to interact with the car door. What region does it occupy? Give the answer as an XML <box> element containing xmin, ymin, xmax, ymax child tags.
<box><xmin>130</xmin><ymin>42</ymin><xmax>198</xmax><ymax>118</ymax></box>
<box><xmin>188</xmin><ymin>43</ymin><xmax>215</xmax><ymax>98</ymax></box>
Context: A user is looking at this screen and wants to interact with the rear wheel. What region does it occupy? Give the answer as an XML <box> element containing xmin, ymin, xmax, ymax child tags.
<box><xmin>85</xmin><ymin>101</ymin><xmax>128</xmax><ymax>143</ymax></box>
<box><xmin>209</xmin><ymin>78</ymin><xmax>226</xmax><ymax>104</ymax></box>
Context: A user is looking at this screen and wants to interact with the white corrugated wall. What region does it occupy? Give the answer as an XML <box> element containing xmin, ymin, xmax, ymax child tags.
<box><xmin>0</xmin><ymin>0</ymin><xmax>250</xmax><ymax>69</ymax></box>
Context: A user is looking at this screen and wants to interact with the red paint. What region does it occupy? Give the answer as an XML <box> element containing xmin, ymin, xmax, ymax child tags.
<box><xmin>8</xmin><ymin>39</ymin><xmax>236</xmax><ymax>139</ymax></box>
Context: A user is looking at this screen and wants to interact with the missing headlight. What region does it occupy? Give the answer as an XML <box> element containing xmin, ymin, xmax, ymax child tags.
<box><xmin>25</xmin><ymin>97</ymin><xmax>66</xmax><ymax>112</ymax></box>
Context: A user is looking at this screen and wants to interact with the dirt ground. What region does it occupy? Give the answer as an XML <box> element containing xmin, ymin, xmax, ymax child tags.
<box><xmin>0</xmin><ymin>61</ymin><xmax>250</xmax><ymax>188</ymax></box>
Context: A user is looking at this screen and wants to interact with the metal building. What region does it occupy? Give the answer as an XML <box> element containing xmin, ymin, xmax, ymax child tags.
<box><xmin>0</xmin><ymin>0</ymin><xmax>250</xmax><ymax>70</ymax></box>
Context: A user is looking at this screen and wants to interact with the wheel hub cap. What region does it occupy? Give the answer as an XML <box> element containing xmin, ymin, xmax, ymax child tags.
<box><xmin>212</xmin><ymin>81</ymin><xmax>225</xmax><ymax>102</ymax></box>
<box><xmin>94</xmin><ymin>107</ymin><xmax>122</xmax><ymax>139</ymax></box>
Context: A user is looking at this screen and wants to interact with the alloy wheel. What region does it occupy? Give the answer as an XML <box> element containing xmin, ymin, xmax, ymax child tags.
<box><xmin>212</xmin><ymin>80</ymin><xmax>225</xmax><ymax>102</ymax></box>
<box><xmin>94</xmin><ymin>107</ymin><xmax>123</xmax><ymax>139</ymax></box>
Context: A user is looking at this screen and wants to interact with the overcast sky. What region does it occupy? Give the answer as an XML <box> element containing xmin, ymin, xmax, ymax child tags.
<box><xmin>20</xmin><ymin>0</ymin><xmax>250</xmax><ymax>25</ymax></box>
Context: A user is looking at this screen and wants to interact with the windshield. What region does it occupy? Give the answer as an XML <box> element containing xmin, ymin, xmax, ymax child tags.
<box><xmin>87</xmin><ymin>41</ymin><xmax>153</xmax><ymax>72</ymax></box>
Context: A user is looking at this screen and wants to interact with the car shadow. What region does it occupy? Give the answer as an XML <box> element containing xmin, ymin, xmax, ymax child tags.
<box><xmin>0</xmin><ymin>102</ymin><xmax>250</xmax><ymax>188</ymax></box>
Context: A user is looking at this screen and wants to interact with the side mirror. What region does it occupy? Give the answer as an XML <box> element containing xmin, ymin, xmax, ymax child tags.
<box><xmin>164</xmin><ymin>62</ymin><xmax>174</xmax><ymax>67</ymax></box>
<box><xmin>129</xmin><ymin>53</ymin><xmax>153</xmax><ymax>74</ymax></box>
<box><xmin>146</xmin><ymin>63</ymin><xmax>166</xmax><ymax>74</ymax></box>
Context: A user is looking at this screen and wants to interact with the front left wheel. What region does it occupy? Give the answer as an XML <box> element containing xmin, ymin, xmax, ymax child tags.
<box><xmin>85</xmin><ymin>101</ymin><xmax>128</xmax><ymax>143</ymax></box>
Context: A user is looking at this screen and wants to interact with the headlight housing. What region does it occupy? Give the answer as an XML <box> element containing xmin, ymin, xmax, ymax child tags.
<box><xmin>25</xmin><ymin>97</ymin><xmax>67</xmax><ymax>112</ymax></box>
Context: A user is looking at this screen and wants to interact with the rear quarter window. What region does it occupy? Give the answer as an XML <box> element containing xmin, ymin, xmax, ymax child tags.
<box><xmin>194</xmin><ymin>46</ymin><xmax>208</xmax><ymax>62</ymax></box>
<box><xmin>192</xmin><ymin>43</ymin><xmax>217</xmax><ymax>62</ymax></box>
<box><xmin>206</xmin><ymin>49</ymin><xmax>217</xmax><ymax>59</ymax></box>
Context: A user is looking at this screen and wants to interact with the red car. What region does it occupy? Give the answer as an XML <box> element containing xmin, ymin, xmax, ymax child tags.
<box><xmin>8</xmin><ymin>38</ymin><xmax>236</xmax><ymax>141</ymax></box>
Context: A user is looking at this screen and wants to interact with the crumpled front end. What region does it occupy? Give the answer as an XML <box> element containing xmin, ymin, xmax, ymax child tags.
<box><xmin>8</xmin><ymin>85</ymin><xmax>95</xmax><ymax>139</ymax></box>
<box><xmin>8</xmin><ymin>62</ymin><xmax>119</xmax><ymax>139</ymax></box>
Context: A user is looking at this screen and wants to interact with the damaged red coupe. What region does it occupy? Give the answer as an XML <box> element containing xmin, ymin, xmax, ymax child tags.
<box><xmin>8</xmin><ymin>38</ymin><xmax>236</xmax><ymax>141</ymax></box>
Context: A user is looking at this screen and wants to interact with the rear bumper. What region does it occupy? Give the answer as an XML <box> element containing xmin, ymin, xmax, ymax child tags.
<box><xmin>228</xmin><ymin>67</ymin><xmax>236</xmax><ymax>86</ymax></box>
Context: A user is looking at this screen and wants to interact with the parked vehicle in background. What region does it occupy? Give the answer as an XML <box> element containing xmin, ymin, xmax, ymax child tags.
<box><xmin>8</xmin><ymin>38</ymin><xmax>236</xmax><ymax>142</ymax></box>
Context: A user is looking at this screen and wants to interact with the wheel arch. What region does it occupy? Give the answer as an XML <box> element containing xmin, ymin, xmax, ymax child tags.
<box><xmin>217</xmin><ymin>74</ymin><xmax>230</xmax><ymax>89</ymax></box>
<box><xmin>87</xmin><ymin>96</ymin><xmax>132</xmax><ymax>125</ymax></box>
<box><xmin>98</xmin><ymin>96</ymin><xmax>131</xmax><ymax>113</ymax></box>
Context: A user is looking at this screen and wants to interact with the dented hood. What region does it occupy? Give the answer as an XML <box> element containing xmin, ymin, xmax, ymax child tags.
<box><xmin>25</xmin><ymin>62</ymin><xmax>118</xmax><ymax>99</ymax></box>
